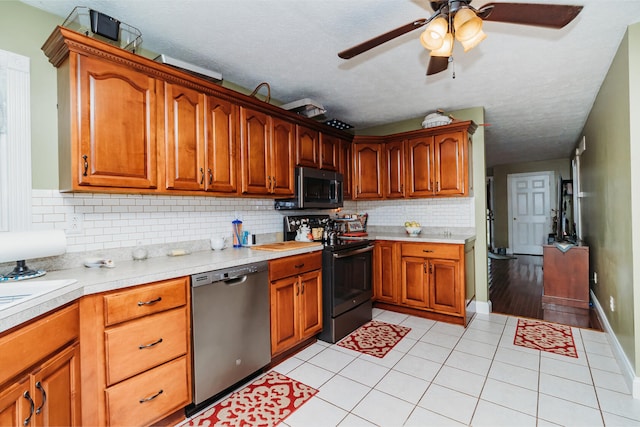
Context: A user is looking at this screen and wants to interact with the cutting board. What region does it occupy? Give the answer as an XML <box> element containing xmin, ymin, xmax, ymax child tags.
<box><xmin>251</xmin><ymin>241</ymin><xmax>320</xmax><ymax>252</ymax></box>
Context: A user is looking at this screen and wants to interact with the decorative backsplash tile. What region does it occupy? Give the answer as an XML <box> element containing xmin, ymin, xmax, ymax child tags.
<box><xmin>0</xmin><ymin>190</ymin><xmax>474</xmax><ymax>272</ymax></box>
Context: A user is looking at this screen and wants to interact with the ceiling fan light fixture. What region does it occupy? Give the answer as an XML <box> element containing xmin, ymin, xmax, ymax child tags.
<box><xmin>454</xmin><ymin>8</ymin><xmax>483</xmax><ymax>42</ymax></box>
<box><xmin>429</xmin><ymin>32</ymin><xmax>453</xmax><ymax>57</ymax></box>
<box><xmin>459</xmin><ymin>29</ymin><xmax>487</xmax><ymax>52</ymax></box>
<box><xmin>420</xmin><ymin>16</ymin><xmax>448</xmax><ymax>50</ymax></box>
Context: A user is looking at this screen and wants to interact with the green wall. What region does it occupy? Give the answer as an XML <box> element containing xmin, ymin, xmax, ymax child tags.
<box><xmin>0</xmin><ymin>1</ymin><xmax>62</xmax><ymax>189</ymax></box>
<box><xmin>580</xmin><ymin>23</ymin><xmax>640</xmax><ymax>373</ymax></box>
<box><xmin>490</xmin><ymin>158</ymin><xmax>571</xmax><ymax>250</ymax></box>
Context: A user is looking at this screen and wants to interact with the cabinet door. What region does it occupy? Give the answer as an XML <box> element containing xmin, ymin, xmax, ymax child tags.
<box><xmin>434</xmin><ymin>131</ymin><xmax>465</xmax><ymax>196</ymax></box>
<box><xmin>429</xmin><ymin>259</ymin><xmax>461</xmax><ymax>314</ymax></box>
<box><xmin>338</xmin><ymin>140</ymin><xmax>353</xmax><ymax>200</ymax></box>
<box><xmin>406</xmin><ymin>135</ymin><xmax>435</xmax><ymax>197</ymax></box>
<box><xmin>271</xmin><ymin>118</ymin><xmax>295</xmax><ymax>195</ymax></box>
<box><xmin>319</xmin><ymin>133</ymin><xmax>339</xmax><ymax>171</ymax></box>
<box><xmin>353</xmin><ymin>142</ymin><xmax>384</xmax><ymax>199</ymax></box>
<box><xmin>33</xmin><ymin>344</ymin><xmax>81</xmax><ymax>427</ymax></box>
<box><xmin>205</xmin><ymin>95</ymin><xmax>237</xmax><ymax>193</ymax></box>
<box><xmin>401</xmin><ymin>257</ymin><xmax>429</xmax><ymax>308</ymax></box>
<box><xmin>374</xmin><ymin>241</ymin><xmax>398</xmax><ymax>303</ymax></box>
<box><xmin>270</xmin><ymin>276</ymin><xmax>299</xmax><ymax>356</ymax></box>
<box><xmin>385</xmin><ymin>139</ymin><xmax>405</xmax><ymax>198</ymax></box>
<box><xmin>0</xmin><ymin>377</ymin><xmax>30</xmax><ymax>427</ymax></box>
<box><xmin>164</xmin><ymin>82</ymin><xmax>205</xmax><ymax>191</ymax></box>
<box><xmin>239</xmin><ymin>107</ymin><xmax>270</xmax><ymax>195</ymax></box>
<box><xmin>298</xmin><ymin>270</ymin><xmax>323</xmax><ymax>339</ymax></box>
<box><xmin>77</xmin><ymin>55</ymin><xmax>157</xmax><ymax>189</ymax></box>
<box><xmin>296</xmin><ymin>125</ymin><xmax>319</xmax><ymax>168</ymax></box>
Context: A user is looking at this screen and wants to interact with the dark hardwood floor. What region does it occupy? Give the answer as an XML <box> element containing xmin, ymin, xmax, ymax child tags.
<box><xmin>488</xmin><ymin>254</ymin><xmax>602</xmax><ymax>330</ymax></box>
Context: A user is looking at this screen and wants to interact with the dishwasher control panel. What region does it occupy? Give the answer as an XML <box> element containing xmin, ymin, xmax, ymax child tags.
<box><xmin>191</xmin><ymin>261</ymin><xmax>268</xmax><ymax>287</ymax></box>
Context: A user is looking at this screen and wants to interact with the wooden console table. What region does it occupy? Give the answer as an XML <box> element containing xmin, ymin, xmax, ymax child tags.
<box><xmin>542</xmin><ymin>244</ymin><xmax>589</xmax><ymax>309</ymax></box>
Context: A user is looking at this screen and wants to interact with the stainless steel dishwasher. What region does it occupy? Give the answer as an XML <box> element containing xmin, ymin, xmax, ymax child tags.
<box><xmin>189</xmin><ymin>261</ymin><xmax>270</xmax><ymax>412</ymax></box>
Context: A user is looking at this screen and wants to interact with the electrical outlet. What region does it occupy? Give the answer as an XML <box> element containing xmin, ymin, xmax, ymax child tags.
<box><xmin>610</xmin><ymin>296</ymin><xmax>616</xmax><ymax>312</ymax></box>
<box><xmin>67</xmin><ymin>213</ymin><xmax>83</xmax><ymax>234</ymax></box>
<box><xmin>593</xmin><ymin>271</ymin><xmax>598</xmax><ymax>285</ymax></box>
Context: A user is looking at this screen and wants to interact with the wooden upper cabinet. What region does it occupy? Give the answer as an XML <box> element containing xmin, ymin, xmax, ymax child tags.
<box><xmin>270</xmin><ymin>117</ymin><xmax>295</xmax><ymax>195</ymax></box>
<box><xmin>385</xmin><ymin>139</ymin><xmax>405</xmax><ymax>198</ymax></box>
<box><xmin>240</xmin><ymin>107</ymin><xmax>271</xmax><ymax>195</ymax></box>
<box><xmin>434</xmin><ymin>131</ymin><xmax>467</xmax><ymax>196</ymax></box>
<box><xmin>164</xmin><ymin>82</ymin><xmax>205</xmax><ymax>191</ymax></box>
<box><xmin>319</xmin><ymin>133</ymin><xmax>339</xmax><ymax>171</ymax></box>
<box><xmin>353</xmin><ymin>139</ymin><xmax>384</xmax><ymax>200</ymax></box>
<box><xmin>76</xmin><ymin>55</ymin><xmax>158</xmax><ymax>189</ymax></box>
<box><xmin>205</xmin><ymin>96</ymin><xmax>238</xmax><ymax>193</ymax></box>
<box><xmin>296</xmin><ymin>125</ymin><xmax>319</xmax><ymax>168</ymax></box>
<box><xmin>406</xmin><ymin>135</ymin><xmax>435</xmax><ymax>197</ymax></box>
<box><xmin>338</xmin><ymin>140</ymin><xmax>353</xmax><ymax>200</ymax></box>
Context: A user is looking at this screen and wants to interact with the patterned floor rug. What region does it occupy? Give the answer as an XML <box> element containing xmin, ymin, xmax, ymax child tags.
<box><xmin>514</xmin><ymin>318</ymin><xmax>578</xmax><ymax>358</ymax></box>
<box><xmin>185</xmin><ymin>371</ymin><xmax>318</xmax><ymax>427</ymax></box>
<box><xmin>337</xmin><ymin>320</ymin><xmax>411</xmax><ymax>358</ymax></box>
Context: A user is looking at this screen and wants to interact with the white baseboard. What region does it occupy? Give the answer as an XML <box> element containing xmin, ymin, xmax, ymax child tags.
<box><xmin>591</xmin><ymin>290</ymin><xmax>640</xmax><ymax>399</ymax></box>
<box><xmin>476</xmin><ymin>300</ymin><xmax>492</xmax><ymax>315</ymax></box>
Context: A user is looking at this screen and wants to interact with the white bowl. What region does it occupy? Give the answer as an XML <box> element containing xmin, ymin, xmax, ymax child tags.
<box><xmin>405</xmin><ymin>226</ymin><xmax>422</xmax><ymax>236</ymax></box>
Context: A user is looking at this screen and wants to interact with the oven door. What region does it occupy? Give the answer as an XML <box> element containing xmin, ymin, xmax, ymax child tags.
<box><xmin>329</xmin><ymin>244</ymin><xmax>373</xmax><ymax>317</ymax></box>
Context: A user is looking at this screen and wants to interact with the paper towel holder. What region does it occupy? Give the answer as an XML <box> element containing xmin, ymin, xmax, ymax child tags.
<box><xmin>0</xmin><ymin>230</ymin><xmax>67</xmax><ymax>281</ymax></box>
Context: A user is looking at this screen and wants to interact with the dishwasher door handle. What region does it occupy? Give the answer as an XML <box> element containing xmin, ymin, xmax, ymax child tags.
<box><xmin>217</xmin><ymin>275</ymin><xmax>248</xmax><ymax>287</ymax></box>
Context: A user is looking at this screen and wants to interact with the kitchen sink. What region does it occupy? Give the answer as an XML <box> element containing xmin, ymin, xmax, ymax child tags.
<box><xmin>0</xmin><ymin>279</ymin><xmax>78</xmax><ymax>308</ymax></box>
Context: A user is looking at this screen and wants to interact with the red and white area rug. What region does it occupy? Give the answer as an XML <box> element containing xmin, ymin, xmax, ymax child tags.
<box><xmin>337</xmin><ymin>320</ymin><xmax>411</xmax><ymax>358</ymax></box>
<box><xmin>185</xmin><ymin>371</ymin><xmax>318</xmax><ymax>427</ymax></box>
<box><xmin>514</xmin><ymin>318</ymin><xmax>578</xmax><ymax>358</ymax></box>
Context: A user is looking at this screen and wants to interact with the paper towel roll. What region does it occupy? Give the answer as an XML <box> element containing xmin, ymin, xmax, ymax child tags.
<box><xmin>0</xmin><ymin>230</ymin><xmax>67</xmax><ymax>263</ymax></box>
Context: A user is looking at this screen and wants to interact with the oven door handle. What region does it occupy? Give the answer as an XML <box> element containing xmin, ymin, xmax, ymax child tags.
<box><xmin>332</xmin><ymin>245</ymin><xmax>374</xmax><ymax>259</ymax></box>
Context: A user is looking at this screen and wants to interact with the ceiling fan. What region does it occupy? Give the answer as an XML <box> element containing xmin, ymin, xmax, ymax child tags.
<box><xmin>338</xmin><ymin>1</ymin><xmax>583</xmax><ymax>76</ymax></box>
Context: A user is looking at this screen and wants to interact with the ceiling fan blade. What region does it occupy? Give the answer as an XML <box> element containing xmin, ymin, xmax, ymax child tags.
<box><xmin>426</xmin><ymin>56</ymin><xmax>449</xmax><ymax>76</ymax></box>
<box><xmin>478</xmin><ymin>3</ymin><xmax>583</xmax><ymax>29</ymax></box>
<box><xmin>338</xmin><ymin>19</ymin><xmax>428</xmax><ymax>59</ymax></box>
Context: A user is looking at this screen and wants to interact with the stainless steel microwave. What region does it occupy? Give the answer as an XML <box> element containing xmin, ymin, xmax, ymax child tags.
<box><xmin>274</xmin><ymin>167</ymin><xmax>343</xmax><ymax>210</ymax></box>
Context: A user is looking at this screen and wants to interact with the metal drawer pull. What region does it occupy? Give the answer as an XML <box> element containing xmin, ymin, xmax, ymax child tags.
<box><xmin>138</xmin><ymin>296</ymin><xmax>162</xmax><ymax>306</ymax></box>
<box><xmin>35</xmin><ymin>382</ymin><xmax>46</xmax><ymax>415</ymax></box>
<box><xmin>139</xmin><ymin>338</ymin><xmax>163</xmax><ymax>349</ymax></box>
<box><xmin>422</xmin><ymin>249</ymin><xmax>434</xmax><ymax>253</ymax></box>
<box><xmin>294</xmin><ymin>263</ymin><xmax>305</xmax><ymax>269</ymax></box>
<box><xmin>23</xmin><ymin>391</ymin><xmax>34</xmax><ymax>426</ymax></box>
<box><xmin>82</xmin><ymin>155</ymin><xmax>88</xmax><ymax>176</ymax></box>
<box><xmin>139</xmin><ymin>389</ymin><xmax>163</xmax><ymax>404</ymax></box>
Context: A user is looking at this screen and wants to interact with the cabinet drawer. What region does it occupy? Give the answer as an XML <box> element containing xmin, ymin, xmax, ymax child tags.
<box><xmin>401</xmin><ymin>243</ymin><xmax>461</xmax><ymax>260</ymax></box>
<box><xmin>106</xmin><ymin>356</ymin><xmax>190</xmax><ymax>427</ymax></box>
<box><xmin>0</xmin><ymin>303</ymin><xmax>78</xmax><ymax>386</ymax></box>
<box><xmin>105</xmin><ymin>307</ymin><xmax>188</xmax><ymax>386</ymax></box>
<box><xmin>103</xmin><ymin>277</ymin><xmax>188</xmax><ymax>326</ymax></box>
<box><xmin>269</xmin><ymin>252</ymin><xmax>322</xmax><ymax>281</ymax></box>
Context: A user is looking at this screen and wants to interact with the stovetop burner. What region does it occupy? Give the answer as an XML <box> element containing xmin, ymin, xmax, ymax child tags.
<box><xmin>283</xmin><ymin>214</ymin><xmax>371</xmax><ymax>251</ymax></box>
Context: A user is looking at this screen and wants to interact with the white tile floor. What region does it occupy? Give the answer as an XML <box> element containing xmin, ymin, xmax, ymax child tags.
<box><xmin>266</xmin><ymin>309</ymin><xmax>640</xmax><ymax>427</ymax></box>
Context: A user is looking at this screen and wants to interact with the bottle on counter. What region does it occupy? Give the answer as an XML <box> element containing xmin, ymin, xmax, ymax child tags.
<box><xmin>232</xmin><ymin>219</ymin><xmax>243</xmax><ymax>248</ymax></box>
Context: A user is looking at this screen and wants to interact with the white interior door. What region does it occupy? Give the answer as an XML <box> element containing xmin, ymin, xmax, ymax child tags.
<box><xmin>508</xmin><ymin>172</ymin><xmax>552</xmax><ymax>255</ymax></box>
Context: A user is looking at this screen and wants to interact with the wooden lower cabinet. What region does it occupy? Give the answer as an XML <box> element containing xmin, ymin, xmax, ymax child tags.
<box><xmin>374</xmin><ymin>240</ymin><xmax>471</xmax><ymax>325</ymax></box>
<box><xmin>0</xmin><ymin>304</ymin><xmax>81</xmax><ymax>427</ymax></box>
<box><xmin>269</xmin><ymin>252</ymin><xmax>323</xmax><ymax>356</ymax></box>
<box><xmin>79</xmin><ymin>277</ymin><xmax>192</xmax><ymax>426</ymax></box>
<box><xmin>542</xmin><ymin>244</ymin><xmax>590</xmax><ymax>309</ymax></box>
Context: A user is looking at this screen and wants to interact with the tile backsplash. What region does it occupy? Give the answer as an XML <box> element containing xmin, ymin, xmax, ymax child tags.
<box><xmin>0</xmin><ymin>190</ymin><xmax>474</xmax><ymax>272</ymax></box>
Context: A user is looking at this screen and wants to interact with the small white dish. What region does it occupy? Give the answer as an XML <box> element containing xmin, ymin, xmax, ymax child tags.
<box><xmin>84</xmin><ymin>258</ymin><xmax>115</xmax><ymax>268</ymax></box>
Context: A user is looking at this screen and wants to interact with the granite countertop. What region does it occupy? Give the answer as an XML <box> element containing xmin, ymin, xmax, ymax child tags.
<box><xmin>0</xmin><ymin>243</ymin><xmax>322</xmax><ymax>333</ymax></box>
<box><xmin>368</xmin><ymin>226</ymin><xmax>476</xmax><ymax>245</ymax></box>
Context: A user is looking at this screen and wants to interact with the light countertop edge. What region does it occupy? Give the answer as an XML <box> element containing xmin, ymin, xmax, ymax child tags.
<box><xmin>0</xmin><ymin>244</ymin><xmax>322</xmax><ymax>333</ymax></box>
<box><xmin>370</xmin><ymin>232</ymin><xmax>476</xmax><ymax>245</ymax></box>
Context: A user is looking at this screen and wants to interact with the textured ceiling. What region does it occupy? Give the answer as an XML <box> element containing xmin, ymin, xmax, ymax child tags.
<box><xmin>22</xmin><ymin>0</ymin><xmax>640</xmax><ymax>167</ymax></box>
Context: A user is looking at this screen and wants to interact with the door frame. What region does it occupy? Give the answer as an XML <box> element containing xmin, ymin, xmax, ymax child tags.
<box><xmin>507</xmin><ymin>171</ymin><xmax>554</xmax><ymax>255</ymax></box>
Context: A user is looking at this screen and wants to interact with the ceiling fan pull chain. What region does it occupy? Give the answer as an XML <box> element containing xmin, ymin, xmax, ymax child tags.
<box><xmin>450</xmin><ymin>56</ymin><xmax>455</xmax><ymax>79</ymax></box>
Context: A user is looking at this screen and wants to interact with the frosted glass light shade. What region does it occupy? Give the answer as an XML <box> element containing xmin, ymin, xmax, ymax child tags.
<box><xmin>454</xmin><ymin>8</ymin><xmax>483</xmax><ymax>42</ymax></box>
<box><xmin>420</xmin><ymin>17</ymin><xmax>448</xmax><ymax>50</ymax></box>
<box><xmin>430</xmin><ymin>32</ymin><xmax>454</xmax><ymax>57</ymax></box>
<box><xmin>460</xmin><ymin>29</ymin><xmax>487</xmax><ymax>51</ymax></box>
